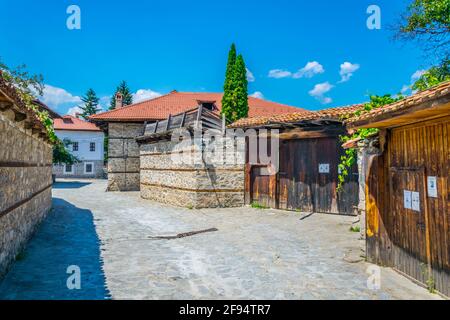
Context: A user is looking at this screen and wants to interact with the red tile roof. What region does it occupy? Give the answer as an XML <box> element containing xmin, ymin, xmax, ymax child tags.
<box><xmin>347</xmin><ymin>81</ymin><xmax>450</xmax><ymax>128</ymax></box>
<box><xmin>89</xmin><ymin>91</ymin><xmax>305</xmax><ymax>122</ymax></box>
<box><xmin>54</xmin><ymin>115</ymin><xmax>102</xmax><ymax>131</ymax></box>
<box><xmin>230</xmin><ymin>104</ymin><xmax>365</xmax><ymax>128</ymax></box>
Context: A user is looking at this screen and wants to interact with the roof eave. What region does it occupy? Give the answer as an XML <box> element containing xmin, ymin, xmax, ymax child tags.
<box><xmin>347</xmin><ymin>96</ymin><xmax>450</xmax><ymax>129</ymax></box>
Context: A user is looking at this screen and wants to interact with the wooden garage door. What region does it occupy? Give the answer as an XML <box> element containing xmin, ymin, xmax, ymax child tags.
<box><xmin>278</xmin><ymin>137</ymin><xmax>358</xmax><ymax>214</ymax></box>
<box><xmin>248</xmin><ymin>136</ymin><xmax>358</xmax><ymax>215</ymax></box>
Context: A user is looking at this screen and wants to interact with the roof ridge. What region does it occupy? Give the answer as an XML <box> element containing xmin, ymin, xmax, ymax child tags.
<box><xmin>90</xmin><ymin>91</ymin><xmax>175</xmax><ymax>118</ymax></box>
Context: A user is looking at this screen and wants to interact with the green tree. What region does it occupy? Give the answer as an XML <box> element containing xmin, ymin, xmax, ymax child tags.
<box><xmin>233</xmin><ymin>54</ymin><xmax>249</xmax><ymax>121</ymax></box>
<box><xmin>396</xmin><ymin>0</ymin><xmax>450</xmax><ymax>63</ymax></box>
<box><xmin>109</xmin><ymin>80</ymin><xmax>133</xmax><ymax>110</ymax></box>
<box><xmin>80</xmin><ymin>88</ymin><xmax>100</xmax><ymax>119</ymax></box>
<box><xmin>412</xmin><ymin>59</ymin><xmax>450</xmax><ymax>91</ymax></box>
<box><xmin>221</xmin><ymin>44</ymin><xmax>249</xmax><ymax>122</ymax></box>
<box><xmin>53</xmin><ymin>139</ymin><xmax>79</xmax><ymax>165</ymax></box>
<box><xmin>221</xmin><ymin>44</ymin><xmax>237</xmax><ymax>121</ymax></box>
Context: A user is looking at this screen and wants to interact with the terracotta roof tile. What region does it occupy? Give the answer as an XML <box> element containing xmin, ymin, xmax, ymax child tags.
<box><xmin>54</xmin><ymin>115</ymin><xmax>102</xmax><ymax>131</ymax></box>
<box><xmin>347</xmin><ymin>81</ymin><xmax>450</xmax><ymax>126</ymax></box>
<box><xmin>229</xmin><ymin>104</ymin><xmax>365</xmax><ymax>128</ymax></box>
<box><xmin>89</xmin><ymin>91</ymin><xmax>305</xmax><ymax>122</ymax></box>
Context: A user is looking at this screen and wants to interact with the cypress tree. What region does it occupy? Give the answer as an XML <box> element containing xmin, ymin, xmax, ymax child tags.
<box><xmin>110</xmin><ymin>80</ymin><xmax>133</xmax><ymax>110</ymax></box>
<box><xmin>221</xmin><ymin>44</ymin><xmax>237</xmax><ymax>121</ymax></box>
<box><xmin>80</xmin><ymin>88</ymin><xmax>100</xmax><ymax>119</ymax></box>
<box><xmin>233</xmin><ymin>54</ymin><xmax>249</xmax><ymax>121</ymax></box>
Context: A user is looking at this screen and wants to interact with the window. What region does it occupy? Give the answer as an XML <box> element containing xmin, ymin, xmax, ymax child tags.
<box><xmin>84</xmin><ymin>162</ymin><xmax>94</xmax><ymax>174</ymax></box>
<box><xmin>64</xmin><ymin>164</ymin><xmax>73</xmax><ymax>174</ymax></box>
<box><xmin>90</xmin><ymin>142</ymin><xmax>96</xmax><ymax>152</ymax></box>
<box><xmin>72</xmin><ymin>142</ymin><xmax>78</xmax><ymax>151</ymax></box>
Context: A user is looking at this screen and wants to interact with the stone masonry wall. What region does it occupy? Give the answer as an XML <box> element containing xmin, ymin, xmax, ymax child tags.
<box><xmin>140</xmin><ymin>137</ymin><xmax>245</xmax><ymax>208</ymax></box>
<box><xmin>0</xmin><ymin>110</ymin><xmax>52</xmax><ymax>278</ymax></box>
<box><xmin>107</xmin><ymin>123</ymin><xmax>142</xmax><ymax>191</ymax></box>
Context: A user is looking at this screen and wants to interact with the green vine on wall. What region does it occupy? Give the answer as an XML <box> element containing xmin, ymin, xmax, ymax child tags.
<box><xmin>337</xmin><ymin>95</ymin><xmax>403</xmax><ymax>191</ymax></box>
<box><xmin>0</xmin><ymin>60</ymin><xmax>79</xmax><ymax>165</ymax></box>
<box><xmin>0</xmin><ymin>60</ymin><xmax>57</xmax><ymax>143</ymax></box>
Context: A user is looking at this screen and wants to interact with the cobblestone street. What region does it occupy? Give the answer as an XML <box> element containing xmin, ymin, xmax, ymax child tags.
<box><xmin>0</xmin><ymin>179</ymin><xmax>441</xmax><ymax>300</ymax></box>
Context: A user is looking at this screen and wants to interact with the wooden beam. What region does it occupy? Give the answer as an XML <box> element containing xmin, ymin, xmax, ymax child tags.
<box><xmin>196</xmin><ymin>105</ymin><xmax>203</xmax><ymax>128</ymax></box>
<box><xmin>278</xmin><ymin>127</ymin><xmax>346</xmax><ymax>140</ymax></box>
<box><xmin>166</xmin><ymin>114</ymin><xmax>172</xmax><ymax>131</ymax></box>
<box><xmin>180</xmin><ymin>112</ymin><xmax>186</xmax><ymax>127</ymax></box>
<box><xmin>143</xmin><ymin>121</ymin><xmax>147</xmax><ymax>135</ymax></box>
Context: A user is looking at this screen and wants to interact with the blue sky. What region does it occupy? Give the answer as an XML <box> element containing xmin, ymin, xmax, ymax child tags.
<box><xmin>0</xmin><ymin>0</ymin><xmax>429</xmax><ymax>114</ymax></box>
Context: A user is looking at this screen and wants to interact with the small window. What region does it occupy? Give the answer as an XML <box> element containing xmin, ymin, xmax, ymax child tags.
<box><xmin>64</xmin><ymin>164</ymin><xmax>73</xmax><ymax>174</ymax></box>
<box><xmin>90</xmin><ymin>142</ymin><xmax>95</xmax><ymax>152</ymax></box>
<box><xmin>72</xmin><ymin>142</ymin><xmax>78</xmax><ymax>151</ymax></box>
<box><xmin>84</xmin><ymin>162</ymin><xmax>94</xmax><ymax>174</ymax></box>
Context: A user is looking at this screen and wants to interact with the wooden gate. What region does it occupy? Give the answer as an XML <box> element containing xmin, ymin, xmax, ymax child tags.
<box><xmin>366</xmin><ymin>116</ymin><xmax>450</xmax><ymax>297</ymax></box>
<box><xmin>247</xmin><ymin>136</ymin><xmax>358</xmax><ymax>215</ymax></box>
<box><xmin>389</xmin><ymin>167</ymin><xmax>430</xmax><ymax>286</ymax></box>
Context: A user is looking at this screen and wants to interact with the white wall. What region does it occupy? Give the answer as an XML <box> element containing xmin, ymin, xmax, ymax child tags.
<box><xmin>55</xmin><ymin>130</ymin><xmax>104</xmax><ymax>161</ymax></box>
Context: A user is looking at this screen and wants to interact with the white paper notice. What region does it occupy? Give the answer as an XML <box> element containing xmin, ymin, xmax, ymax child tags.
<box><xmin>404</xmin><ymin>190</ymin><xmax>412</xmax><ymax>209</ymax></box>
<box><xmin>412</xmin><ymin>192</ymin><xmax>420</xmax><ymax>212</ymax></box>
<box><xmin>427</xmin><ymin>176</ymin><xmax>438</xmax><ymax>198</ymax></box>
<box><xmin>319</xmin><ymin>164</ymin><xmax>330</xmax><ymax>173</ymax></box>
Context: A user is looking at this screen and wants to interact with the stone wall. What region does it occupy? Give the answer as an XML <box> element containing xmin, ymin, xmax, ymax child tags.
<box><xmin>53</xmin><ymin>160</ymin><xmax>105</xmax><ymax>178</ymax></box>
<box><xmin>107</xmin><ymin>122</ymin><xmax>142</xmax><ymax>191</ymax></box>
<box><xmin>0</xmin><ymin>109</ymin><xmax>52</xmax><ymax>278</ymax></box>
<box><xmin>139</xmin><ymin>137</ymin><xmax>245</xmax><ymax>208</ymax></box>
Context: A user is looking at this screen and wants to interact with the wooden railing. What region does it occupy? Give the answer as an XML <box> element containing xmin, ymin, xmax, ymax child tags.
<box><xmin>142</xmin><ymin>105</ymin><xmax>226</xmax><ymax>136</ymax></box>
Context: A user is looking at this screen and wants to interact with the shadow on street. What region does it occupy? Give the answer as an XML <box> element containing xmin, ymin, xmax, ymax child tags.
<box><xmin>53</xmin><ymin>181</ymin><xmax>92</xmax><ymax>189</ymax></box>
<box><xmin>0</xmin><ymin>197</ymin><xmax>110</xmax><ymax>300</ymax></box>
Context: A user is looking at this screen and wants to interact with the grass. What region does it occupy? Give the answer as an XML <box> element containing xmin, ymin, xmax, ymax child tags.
<box><xmin>251</xmin><ymin>202</ymin><xmax>269</xmax><ymax>209</ymax></box>
<box><xmin>349</xmin><ymin>225</ymin><xmax>361</xmax><ymax>233</ymax></box>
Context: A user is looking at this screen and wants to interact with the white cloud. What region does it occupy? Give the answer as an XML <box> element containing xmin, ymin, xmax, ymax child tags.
<box><xmin>293</xmin><ymin>61</ymin><xmax>324</xmax><ymax>79</ymax></box>
<box><xmin>132</xmin><ymin>89</ymin><xmax>162</xmax><ymax>103</ymax></box>
<box><xmin>268</xmin><ymin>69</ymin><xmax>292</xmax><ymax>79</ymax></box>
<box><xmin>400</xmin><ymin>69</ymin><xmax>427</xmax><ymax>96</ymax></box>
<box><xmin>98</xmin><ymin>95</ymin><xmax>111</xmax><ymax>111</ymax></box>
<box><xmin>246</xmin><ymin>68</ymin><xmax>255</xmax><ymax>82</ymax></box>
<box><xmin>67</xmin><ymin>106</ymin><xmax>83</xmax><ymax>117</ymax></box>
<box><xmin>250</xmin><ymin>91</ymin><xmax>264</xmax><ymax>99</ymax></box>
<box><xmin>411</xmin><ymin>69</ymin><xmax>426</xmax><ymax>82</ymax></box>
<box><xmin>339</xmin><ymin>62</ymin><xmax>360</xmax><ymax>82</ymax></box>
<box><xmin>401</xmin><ymin>85</ymin><xmax>410</xmax><ymax>94</ymax></box>
<box><xmin>308</xmin><ymin>82</ymin><xmax>334</xmax><ymax>104</ymax></box>
<box><xmin>38</xmin><ymin>84</ymin><xmax>82</xmax><ymax>109</ymax></box>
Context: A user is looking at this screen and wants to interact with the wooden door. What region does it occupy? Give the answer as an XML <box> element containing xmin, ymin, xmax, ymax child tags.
<box><xmin>277</xmin><ymin>137</ymin><xmax>357</xmax><ymax>214</ymax></box>
<box><xmin>389</xmin><ymin>167</ymin><xmax>430</xmax><ymax>285</ymax></box>
<box><xmin>250</xmin><ymin>166</ymin><xmax>275</xmax><ymax>208</ymax></box>
<box><xmin>278</xmin><ymin>139</ymin><xmax>314</xmax><ymax>212</ymax></box>
<box><xmin>248</xmin><ymin>135</ymin><xmax>358</xmax><ymax>215</ymax></box>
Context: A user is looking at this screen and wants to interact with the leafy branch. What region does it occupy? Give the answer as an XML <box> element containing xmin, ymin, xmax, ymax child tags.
<box><xmin>337</xmin><ymin>95</ymin><xmax>403</xmax><ymax>190</ymax></box>
<box><xmin>0</xmin><ymin>59</ymin><xmax>57</xmax><ymax>143</ymax></box>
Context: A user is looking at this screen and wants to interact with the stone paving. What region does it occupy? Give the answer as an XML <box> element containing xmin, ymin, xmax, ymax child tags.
<box><xmin>0</xmin><ymin>179</ymin><xmax>442</xmax><ymax>300</ymax></box>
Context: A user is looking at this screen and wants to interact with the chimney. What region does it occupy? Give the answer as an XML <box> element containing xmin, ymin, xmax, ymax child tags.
<box><xmin>115</xmin><ymin>92</ymin><xmax>123</xmax><ymax>109</ymax></box>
